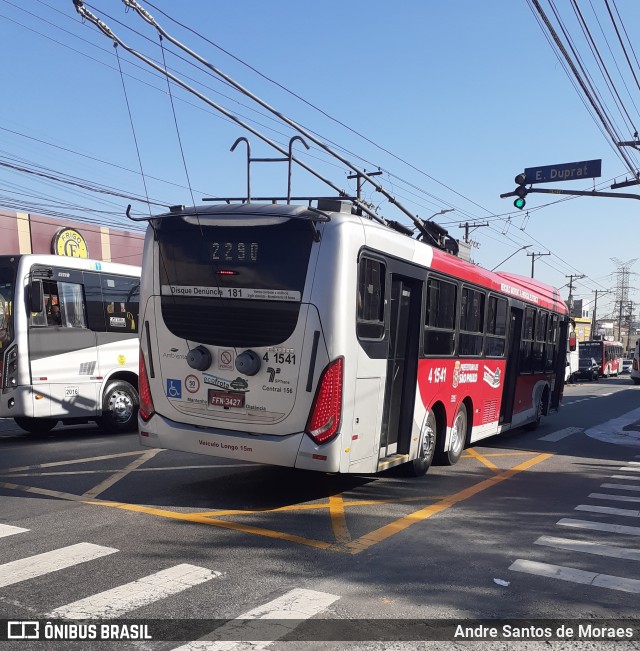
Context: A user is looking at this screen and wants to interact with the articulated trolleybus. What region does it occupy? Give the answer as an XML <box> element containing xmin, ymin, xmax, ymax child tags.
<box><xmin>0</xmin><ymin>254</ymin><xmax>140</xmax><ymax>434</ymax></box>
<box><xmin>137</xmin><ymin>199</ymin><xmax>568</xmax><ymax>476</ymax></box>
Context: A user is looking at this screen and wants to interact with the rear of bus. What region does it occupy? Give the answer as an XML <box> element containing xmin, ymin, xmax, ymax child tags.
<box><xmin>138</xmin><ymin>202</ymin><xmax>350</xmax><ymax>471</ymax></box>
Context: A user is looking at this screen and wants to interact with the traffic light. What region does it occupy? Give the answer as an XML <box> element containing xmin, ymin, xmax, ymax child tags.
<box><xmin>514</xmin><ymin>173</ymin><xmax>528</xmax><ymax>209</ymax></box>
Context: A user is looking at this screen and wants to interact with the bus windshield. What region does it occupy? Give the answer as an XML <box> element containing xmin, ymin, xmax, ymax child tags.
<box><xmin>0</xmin><ymin>256</ymin><xmax>18</xmax><ymax>347</ymax></box>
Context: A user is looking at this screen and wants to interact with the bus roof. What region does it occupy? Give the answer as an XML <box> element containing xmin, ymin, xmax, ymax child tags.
<box><xmin>430</xmin><ymin>247</ymin><xmax>567</xmax><ymax>314</ymax></box>
<box><xmin>1</xmin><ymin>254</ymin><xmax>141</xmax><ymax>276</ymax></box>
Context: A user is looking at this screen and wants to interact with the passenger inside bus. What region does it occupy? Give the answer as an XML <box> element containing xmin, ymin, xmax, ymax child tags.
<box><xmin>48</xmin><ymin>304</ymin><xmax>62</xmax><ymax>326</ymax></box>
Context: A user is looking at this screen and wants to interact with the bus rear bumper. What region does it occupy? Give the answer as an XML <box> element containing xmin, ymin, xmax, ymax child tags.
<box><xmin>138</xmin><ymin>413</ymin><xmax>301</xmax><ymax>467</ymax></box>
<box><xmin>138</xmin><ymin>412</ymin><xmax>341</xmax><ymax>472</ymax></box>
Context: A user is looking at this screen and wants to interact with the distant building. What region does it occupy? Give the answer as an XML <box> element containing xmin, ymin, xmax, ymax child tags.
<box><xmin>0</xmin><ymin>208</ymin><xmax>144</xmax><ymax>265</ymax></box>
<box><xmin>573</xmin><ymin>317</ymin><xmax>592</xmax><ymax>342</ymax></box>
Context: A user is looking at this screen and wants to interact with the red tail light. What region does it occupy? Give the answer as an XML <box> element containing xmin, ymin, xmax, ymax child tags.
<box><xmin>305</xmin><ymin>357</ymin><xmax>343</xmax><ymax>445</ymax></box>
<box><xmin>139</xmin><ymin>350</ymin><xmax>155</xmax><ymax>422</ymax></box>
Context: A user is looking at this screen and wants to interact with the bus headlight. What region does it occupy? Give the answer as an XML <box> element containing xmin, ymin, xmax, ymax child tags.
<box><xmin>4</xmin><ymin>345</ymin><xmax>18</xmax><ymax>389</ymax></box>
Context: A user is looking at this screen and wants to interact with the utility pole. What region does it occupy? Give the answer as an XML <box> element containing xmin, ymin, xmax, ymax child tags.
<box><xmin>565</xmin><ymin>274</ymin><xmax>586</xmax><ymax>316</ymax></box>
<box><xmin>527</xmin><ymin>251</ymin><xmax>551</xmax><ymax>278</ymax></box>
<box><xmin>458</xmin><ymin>221</ymin><xmax>489</xmax><ymax>243</ymax></box>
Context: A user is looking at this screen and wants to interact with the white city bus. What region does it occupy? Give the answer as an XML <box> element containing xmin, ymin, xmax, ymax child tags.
<box><xmin>0</xmin><ymin>254</ymin><xmax>141</xmax><ymax>434</ymax></box>
<box><xmin>137</xmin><ymin>200</ymin><xmax>568</xmax><ymax>476</ymax></box>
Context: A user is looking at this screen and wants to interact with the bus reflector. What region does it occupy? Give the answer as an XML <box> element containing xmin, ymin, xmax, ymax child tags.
<box><xmin>139</xmin><ymin>351</ymin><xmax>154</xmax><ymax>422</ymax></box>
<box><xmin>305</xmin><ymin>357</ymin><xmax>343</xmax><ymax>445</ymax></box>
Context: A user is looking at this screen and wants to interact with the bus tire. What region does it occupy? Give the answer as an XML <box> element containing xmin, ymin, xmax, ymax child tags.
<box><xmin>14</xmin><ymin>417</ymin><xmax>57</xmax><ymax>435</ymax></box>
<box><xmin>404</xmin><ymin>410</ymin><xmax>437</xmax><ymax>477</ymax></box>
<box><xmin>524</xmin><ymin>389</ymin><xmax>546</xmax><ymax>431</ymax></box>
<box><xmin>633</xmin><ymin>378</ymin><xmax>640</xmax><ymax>385</ymax></box>
<box><xmin>99</xmin><ymin>380</ymin><xmax>139</xmax><ymax>433</ymax></box>
<box><xmin>435</xmin><ymin>403</ymin><xmax>467</xmax><ymax>466</ymax></box>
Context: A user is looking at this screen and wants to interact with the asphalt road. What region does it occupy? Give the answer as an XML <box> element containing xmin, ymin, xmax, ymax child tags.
<box><xmin>1</xmin><ymin>376</ymin><xmax>640</xmax><ymax>649</ymax></box>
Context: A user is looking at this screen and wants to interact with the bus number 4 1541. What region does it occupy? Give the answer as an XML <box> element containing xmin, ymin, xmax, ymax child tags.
<box><xmin>428</xmin><ymin>367</ymin><xmax>447</xmax><ymax>383</ymax></box>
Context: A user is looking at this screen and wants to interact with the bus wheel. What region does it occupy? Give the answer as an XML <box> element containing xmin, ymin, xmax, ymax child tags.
<box><xmin>404</xmin><ymin>411</ymin><xmax>437</xmax><ymax>477</ymax></box>
<box><xmin>99</xmin><ymin>381</ymin><xmax>139</xmax><ymax>433</ymax></box>
<box><xmin>14</xmin><ymin>417</ymin><xmax>57</xmax><ymax>435</ymax></box>
<box><xmin>435</xmin><ymin>403</ymin><xmax>467</xmax><ymax>466</ymax></box>
<box><xmin>524</xmin><ymin>391</ymin><xmax>545</xmax><ymax>431</ymax></box>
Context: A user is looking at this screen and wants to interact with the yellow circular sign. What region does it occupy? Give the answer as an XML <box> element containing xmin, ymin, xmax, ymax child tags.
<box><xmin>52</xmin><ymin>228</ymin><xmax>89</xmax><ymax>258</ymax></box>
<box><xmin>117</xmin><ymin>354</ymin><xmax>126</xmax><ymax>366</ymax></box>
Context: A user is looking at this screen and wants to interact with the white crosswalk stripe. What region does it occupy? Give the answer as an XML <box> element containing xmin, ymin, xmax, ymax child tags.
<box><xmin>47</xmin><ymin>564</ymin><xmax>221</xmax><ymax>619</ymax></box>
<box><xmin>0</xmin><ymin>524</ymin><xmax>29</xmax><ymax>539</ymax></box>
<box><xmin>0</xmin><ymin>542</ymin><xmax>117</xmax><ymax>588</ymax></box>
<box><xmin>510</xmin><ymin>459</ymin><xmax>640</xmax><ymax>595</ymax></box>
<box><xmin>169</xmin><ymin>588</ymin><xmax>340</xmax><ymax>651</ymax></box>
<box><xmin>510</xmin><ymin>559</ymin><xmax>640</xmax><ymax>594</ymax></box>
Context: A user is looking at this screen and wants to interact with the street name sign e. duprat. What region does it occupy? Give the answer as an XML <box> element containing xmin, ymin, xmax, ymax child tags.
<box><xmin>524</xmin><ymin>159</ymin><xmax>602</xmax><ymax>184</ymax></box>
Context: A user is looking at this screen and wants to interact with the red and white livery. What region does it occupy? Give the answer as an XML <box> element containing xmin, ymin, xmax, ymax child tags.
<box><xmin>137</xmin><ymin>200</ymin><xmax>569</xmax><ymax>476</ymax></box>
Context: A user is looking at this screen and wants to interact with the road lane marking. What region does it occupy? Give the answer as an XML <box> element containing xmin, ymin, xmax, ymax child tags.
<box><xmin>585</xmin><ymin>407</ymin><xmax>640</xmax><ymax>447</ymax></box>
<box><xmin>0</xmin><ymin>524</ymin><xmax>28</xmax><ymax>539</ymax></box>
<box><xmin>538</xmin><ymin>427</ymin><xmax>583</xmax><ymax>442</ymax></box>
<box><xmin>0</xmin><ymin>481</ymin><xmax>103</xmax><ymax>502</ymax></box>
<box><xmin>0</xmin><ymin>543</ymin><xmax>117</xmax><ymax>588</ymax></box>
<box><xmin>618</xmin><ymin>467</ymin><xmax>640</xmax><ymax>473</ymax></box>
<box><xmin>466</xmin><ymin>448</ymin><xmax>499</xmax><ymax>472</ymax></box>
<box><xmin>82</xmin><ymin>449</ymin><xmax>161</xmax><ymax>499</ymax></box>
<box><xmin>47</xmin><ymin>564</ymin><xmax>219</xmax><ymax>619</ymax></box>
<box><xmin>328</xmin><ymin>492</ymin><xmax>351</xmax><ymax>544</ymax></box>
<box><xmin>1</xmin><ymin>451</ymin><xmax>147</xmax><ymax>474</ymax></box>
<box><xmin>558</xmin><ymin>518</ymin><xmax>640</xmax><ymax>536</ymax></box>
<box><xmin>509</xmin><ymin>559</ymin><xmax>640</xmax><ymax>593</ymax></box>
<box><xmin>575</xmin><ymin>504</ymin><xmax>639</xmax><ymax>517</ymax></box>
<box><xmin>169</xmin><ymin>588</ymin><xmax>339</xmax><ymax>651</ymax></box>
<box><xmin>535</xmin><ymin>535</ymin><xmax>640</xmax><ymax>561</ymax></box>
<box><xmin>86</xmin><ymin>501</ymin><xmax>335</xmax><ymax>551</ymax></box>
<box><xmin>602</xmin><ymin>483</ymin><xmax>640</xmax><ymax>492</ymax></box>
<box><xmin>589</xmin><ymin>492</ymin><xmax>640</xmax><ymax>503</ymax></box>
<box><xmin>610</xmin><ymin>475</ymin><xmax>640</xmax><ymax>482</ymax></box>
<box><xmin>0</xmin><ymin>464</ymin><xmax>255</xmax><ymax>478</ymax></box>
<box><xmin>342</xmin><ymin>453</ymin><xmax>552</xmax><ymax>554</ymax></box>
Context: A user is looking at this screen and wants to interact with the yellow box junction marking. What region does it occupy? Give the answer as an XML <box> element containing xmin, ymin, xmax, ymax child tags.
<box><xmin>0</xmin><ymin>450</ymin><xmax>552</xmax><ymax>554</ymax></box>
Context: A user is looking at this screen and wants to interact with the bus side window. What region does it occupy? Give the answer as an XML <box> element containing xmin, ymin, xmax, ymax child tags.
<box><xmin>101</xmin><ymin>275</ymin><xmax>140</xmax><ymax>333</ymax></box>
<box><xmin>58</xmin><ymin>282</ymin><xmax>87</xmax><ymax>328</ymax></box>
<box><xmin>520</xmin><ymin>307</ymin><xmax>536</xmax><ymax>373</ymax></box>
<box><xmin>485</xmin><ymin>295</ymin><xmax>507</xmax><ymax>357</ymax></box>
<box><xmin>29</xmin><ymin>280</ymin><xmax>60</xmax><ymax>327</ymax></box>
<box><xmin>533</xmin><ymin>311</ymin><xmax>548</xmax><ymax>372</ymax></box>
<box><xmin>424</xmin><ymin>277</ymin><xmax>456</xmax><ymax>356</ymax></box>
<box><xmin>356</xmin><ymin>258</ymin><xmax>385</xmax><ymax>340</ymax></box>
<box><xmin>459</xmin><ymin>287</ymin><xmax>485</xmax><ymax>356</ymax></box>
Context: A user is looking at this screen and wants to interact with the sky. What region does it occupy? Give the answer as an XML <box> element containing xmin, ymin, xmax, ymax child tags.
<box><xmin>1</xmin><ymin>0</ymin><xmax>640</xmax><ymax>321</ymax></box>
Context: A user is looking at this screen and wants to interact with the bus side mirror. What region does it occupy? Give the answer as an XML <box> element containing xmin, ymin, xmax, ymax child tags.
<box><xmin>29</xmin><ymin>280</ymin><xmax>44</xmax><ymax>314</ymax></box>
<box><xmin>569</xmin><ymin>333</ymin><xmax>577</xmax><ymax>352</ymax></box>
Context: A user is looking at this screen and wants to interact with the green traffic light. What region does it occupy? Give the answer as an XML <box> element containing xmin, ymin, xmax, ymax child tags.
<box><xmin>514</xmin><ymin>197</ymin><xmax>526</xmax><ymax>209</ymax></box>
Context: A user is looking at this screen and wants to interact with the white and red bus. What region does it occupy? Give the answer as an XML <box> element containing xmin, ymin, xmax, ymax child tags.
<box><xmin>579</xmin><ymin>339</ymin><xmax>624</xmax><ymax>377</ymax></box>
<box><xmin>136</xmin><ymin>200</ymin><xmax>569</xmax><ymax>476</ymax></box>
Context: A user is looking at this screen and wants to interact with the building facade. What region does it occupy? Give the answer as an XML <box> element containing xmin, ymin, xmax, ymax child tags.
<box><xmin>0</xmin><ymin>209</ymin><xmax>144</xmax><ymax>265</ymax></box>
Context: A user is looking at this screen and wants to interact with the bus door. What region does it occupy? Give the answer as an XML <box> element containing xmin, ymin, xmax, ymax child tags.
<box><xmin>499</xmin><ymin>306</ymin><xmax>523</xmax><ymax>424</ymax></box>
<box><xmin>551</xmin><ymin>318</ymin><xmax>569</xmax><ymax>410</ymax></box>
<box><xmin>379</xmin><ymin>276</ymin><xmax>422</xmax><ymax>458</ymax></box>
<box><xmin>28</xmin><ymin>267</ymin><xmax>98</xmax><ymax>418</ymax></box>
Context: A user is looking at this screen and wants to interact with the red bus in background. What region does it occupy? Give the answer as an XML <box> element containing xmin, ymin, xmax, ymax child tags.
<box><xmin>579</xmin><ymin>340</ymin><xmax>624</xmax><ymax>377</ymax></box>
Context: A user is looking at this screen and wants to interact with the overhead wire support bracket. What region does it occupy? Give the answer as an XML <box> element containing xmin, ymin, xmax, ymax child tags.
<box><xmin>500</xmin><ymin>188</ymin><xmax>640</xmax><ymax>201</ymax></box>
<box><xmin>114</xmin><ymin>0</ymin><xmax>442</xmax><ymax>239</ymax></box>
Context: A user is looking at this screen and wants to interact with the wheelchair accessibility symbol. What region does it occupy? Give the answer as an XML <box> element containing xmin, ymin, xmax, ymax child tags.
<box><xmin>166</xmin><ymin>379</ymin><xmax>182</xmax><ymax>399</ymax></box>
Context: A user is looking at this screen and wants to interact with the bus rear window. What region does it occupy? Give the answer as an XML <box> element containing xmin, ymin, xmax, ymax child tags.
<box><xmin>157</xmin><ymin>217</ymin><xmax>315</xmax><ymax>347</ymax></box>
<box><xmin>158</xmin><ymin>218</ymin><xmax>313</xmax><ymax>299</ymax></box>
